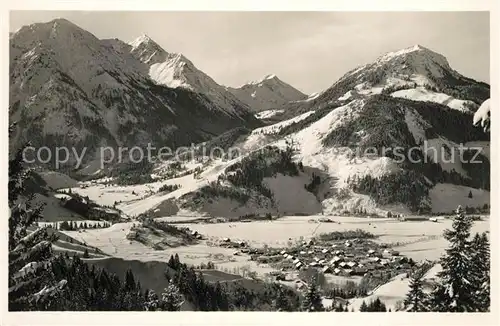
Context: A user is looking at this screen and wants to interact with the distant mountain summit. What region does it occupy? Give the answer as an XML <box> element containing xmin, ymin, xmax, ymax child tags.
<box><xmin>324</xmin><ymin>44</ymin><xmax>489</xmax><ymax>106</ymax></box>
<box><xmin>227</xmin><ymin>74</ymin><xmax>307</xmax><ymax>112</ymax></box>
<box><xmin>277</xmin><ymin>44</ymin><xmax>489</xmax><ymax>119</ymax></box>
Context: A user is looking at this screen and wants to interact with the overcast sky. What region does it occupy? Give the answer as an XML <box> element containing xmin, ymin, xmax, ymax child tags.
<box><xmin>10</xmin><ymin>11</ymin><xmax>489</xmax><ymax>94</ymax></box>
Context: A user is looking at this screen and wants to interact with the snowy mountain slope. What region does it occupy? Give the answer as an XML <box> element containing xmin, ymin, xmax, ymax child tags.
<box><xmin>127</xmin><ymin>34</ymin><xmax>254</xmax><ymax>117</ymax></box>
<box><xmin>139</xmin><ymin>91</ymin><xmax>488</xmax><ymax>216</ymax></box>
<box><xmin>274</xmin><ymin>44</ymin><xmax>489</xmax><ymax>121</ymax></box>
<box><xmin>255</xmin><ymin>109</ymin><xmax>284</xmax><ymax>119</ymax></box>
<box><xmin>390</xmin><ymin>87</ymin><xmax>477</xmax><ymax>113</ymax></box>
<box><xmin>168</xmin><ymin>92</ymin><xmax>489</xmax><ymax>216</ymax></box>
<box><xmin>9</xmin><ymin>19</ymin><xmax>260</xmax><ymax>167</ymax></box>
<box><xmin>227</xmin><ymin>74</ymin><xmax>307</xmax><ymax>112</ymax></box>
<box><xmin>429</xmin><ymin>183</ymin><xmax>489</xmax><ymax>213</ymax></box>
<box><xmin>28</xmin><ymin>37</ymin><xmax>490</xmax><ymax>217</ymax></box>
<box><xmin>68</xmin><ymin>91</ymin><xmax>490</xmax><ymax>218</ymax></box>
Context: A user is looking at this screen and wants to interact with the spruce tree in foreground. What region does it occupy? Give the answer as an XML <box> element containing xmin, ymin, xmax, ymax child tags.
<box><xmin>429</xmin><ymin>206</ymin><xmax>480</xmax><ymax>312</ymax></box>
<box><xmin>8</xmin><ymin>123</ymin><xmax>67</xmax><ymax>311</ymax></box>
<box><xmin>301</xmin><ymin>278</ymin><xmax>324</xmax><ymax>312</ymax></box>
<box><xmin>367</xmin><ymin>298</ymin><xmax>387</xmax><ymax>312</ymax></box>
<box><xmin>404</xmin><ymin>269</ymin><xmax>428</xmax><ymax>312</ymax></box>
<box><xmin>273</xmin><ymin>285</ymin><xmax>293</xmax><ymax>311</ymax></box>
<box><xmin>471</xmin><ymin>232</ymin><xmax>490</xmax><ymax>311</ymax></box>
<box><xmin>160</xmin><ymin>280</ymin><xmax>184</xmax><ymax>311</ymax></box>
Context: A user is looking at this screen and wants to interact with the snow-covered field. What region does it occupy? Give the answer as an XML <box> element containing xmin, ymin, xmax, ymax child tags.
<box><xmin>69</xmin><ymin>214</ymin><xmax>488</xmax><ymax>275</ymax></box>
<box><xmin>429</xmin><ymin>183</ymin><xmax>489</xmax><ymax>213</ymax></box>
<box><xmin>175</xmin><ymin>215</ymin><xmax>489</xmax><ymax>261</ymax></box>
<box><xmin>252</xmin><ymin>110</ymin><xmax>315</xmax><ymax>135</ymax></box>
<box><xmin>62</xmin><ymin>221</ymin><xmax>277</xmax><ymax>276</ymax></box>
<box><xmin>391</xmin><ymin>87</ymin><xmax>475</xmax><ymax>113</ymax></box>
<box><xmin>255</xmin><ymin>109</ymin><xmax>284</xmax><ymax>119</ymax></box>
<box><xmin>347</xmin><ymin>263</ymin><xmax>443</xmax><ymax>311</ymax></box>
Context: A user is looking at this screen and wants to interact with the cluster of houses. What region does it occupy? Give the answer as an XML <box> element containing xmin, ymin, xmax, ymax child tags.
<box><xmin>276</xmin><ymin>238</ymin><xmax>413</xmax><ymax>277</ymax></box>
<box><xmin>219</xmin><ymin>237</ymin><xmax>249</xmax><ymax>250</ymax></box>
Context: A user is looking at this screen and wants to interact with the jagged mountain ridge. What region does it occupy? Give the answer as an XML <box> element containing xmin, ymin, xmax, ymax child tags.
<box><xmin>9</xmin><ymin>19</ymin><xmax>261</xmax><ymax>167</ymax></box>
<box><xmin>226</xmin><ymin>74</ymin><xmax>307</xmax><ymax>112</ymax></box>
<box><xmin>125</xmin><ymin>34</ymin><xmax>255</xmax><ymax>117</ymax></box>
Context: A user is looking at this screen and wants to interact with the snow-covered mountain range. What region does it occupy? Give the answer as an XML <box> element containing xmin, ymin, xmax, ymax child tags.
<box><xmin>9</xmin><ymin>19</ymin><xmax>490</xmax><ymax>216</ymax></box>
<box><xmin>120</xmin><ymin>44</ymin><xmax>488</xmax><ymax>217</ymax></box>
<box><xmin>126</xmin><ymin>34</ymin><xmax>257</xmax><ymax>117</ymax></box>
<box><xmin>9</xmin><ymin>19</ymin><xmax>261</xmax><ymax>166</ymax></box>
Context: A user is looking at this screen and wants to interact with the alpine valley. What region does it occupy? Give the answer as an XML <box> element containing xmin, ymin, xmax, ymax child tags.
<box><xmin>8</xmin><ymin>18</ymin><xmax>490</xmax><ymax>312</ymax></box>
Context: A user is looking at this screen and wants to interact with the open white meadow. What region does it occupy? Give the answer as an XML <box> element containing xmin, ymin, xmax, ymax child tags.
<box><xmin>63</xmin><ymin>214</ymin><xmax>489</xmax><ymax>275</ymax></box>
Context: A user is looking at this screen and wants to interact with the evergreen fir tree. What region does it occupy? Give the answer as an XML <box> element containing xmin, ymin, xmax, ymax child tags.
<box><xmin>359</xmin><ymin>300</ymin><xmax>368</xmax><ymax>312</ymax></box>
<box><xmin>334</xmin><ymin>302</ymin><xmax>344</xmax><ymax>312</ymax></box>
<box><xmin>301</xmin><ymin>278</ymin><xmax>324</xmax><ymax>312</ymax></box>
<box><xmin>404</xmin><ymin>269</ymin><xmax>429</xmax><ymax>312</ymax></box>
<box><xmin>144</xmin><ymin>289</ymin><xmax>160</xmax><ymax>311</ymax></box>
<box><xmin>368</xmin><ymin>298</ymin><xmax>387</xmax><ymax>312</ymax></box>
<box><xmin>273</xmin><ymin>285</ymin><xmax>292</xmax><ymax>311</ymax></box>
<box><xmin>8</xmin><ymin>122</ymin><xmax>67</xmax><ymax>311</ymax></box>
<box><xmin>124</xmin><ymin>269</ymin><xmax>136</xmax><ymax>292</ymax></box>
<box><xmin>175</xmin><ymin>253</ymin><xmax>182</xmax><ymax>264</ymax></box>
<box><xmin>429</xmin><ymin>205</ymin><xmax>478</xmax><ymax>311</ymax></box>
<box><xmin>471</xmin><ymin>232</ymin><xmax>490</xmax><ymax>311</ymax></box>
<box><xmin>160</xmin><ymin>280</ymin><xmax>184</xmax><ymax>311</ymax></box>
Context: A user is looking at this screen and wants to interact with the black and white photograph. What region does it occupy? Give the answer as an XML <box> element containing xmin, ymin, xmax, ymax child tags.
<box><xmin>3</xmin><ymin>2</ymin><xmax>497</xmax><ymax>324</ymax></box>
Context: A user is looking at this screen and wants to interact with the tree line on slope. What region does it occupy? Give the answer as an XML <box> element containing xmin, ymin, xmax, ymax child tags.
<box><xmin>165</xmin><ymin>254</ymin><xmax>301</xmax><ymax>311</ymax></box>
<box><xmin>348</xmin><ymin>171</ymin><xmax>431</xmax><ymax>213</ymax></box>
<box><xmin>183</xmin><ymin>142</ymin><xmax>304</xmax><ymax>208</ymax></box>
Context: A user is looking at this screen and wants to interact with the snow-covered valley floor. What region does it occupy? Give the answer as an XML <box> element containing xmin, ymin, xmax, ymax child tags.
<box><xmin>62</xmin><ymin>214</ymin><xmax>489</xmax><ymax>276</ymax></box>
